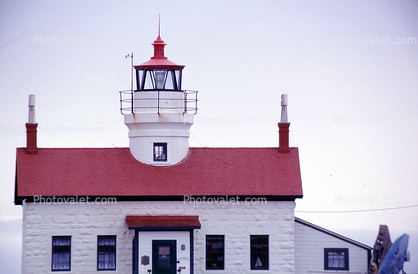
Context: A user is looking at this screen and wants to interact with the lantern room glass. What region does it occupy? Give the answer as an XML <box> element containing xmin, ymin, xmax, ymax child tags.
<box><xmin>136</xmin><ymin>69</ymin><xmax>182</xmax><ymax>91</ymax></box>
<box><xmin>154</xmin><ymin>69</ymin><xmax>167</xmax><ymax>89</ymax></box>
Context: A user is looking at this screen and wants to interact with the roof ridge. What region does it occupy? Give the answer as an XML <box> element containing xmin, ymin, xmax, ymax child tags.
<box><xmin>295</xmin><ymin>217</ymin><xmax>372</xmax><ymax>250</ymax></box>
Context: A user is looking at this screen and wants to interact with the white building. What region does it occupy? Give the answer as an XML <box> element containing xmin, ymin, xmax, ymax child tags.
<box><xmin>15</xmin><ymin>33</ymin><xmax>303</xmax><ymax>274</ymax></box>
<box><xmin>295</xmin><ymin>217</ymin><xmax>371</xmax><ymax>274</ymax></box>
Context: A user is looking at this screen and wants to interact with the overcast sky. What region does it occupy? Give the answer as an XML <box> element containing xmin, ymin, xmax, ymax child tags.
<box><xmin>1</xmin><ymin>0</ymin><xmax>417</xmax><ymax>273</ymax></box>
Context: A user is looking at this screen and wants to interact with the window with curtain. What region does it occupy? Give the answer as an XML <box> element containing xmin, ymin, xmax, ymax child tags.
<box><xmin>98</xmin><ymin>236</ymin><xmax>116</xmax><ymax>270</ymax></box>
<box><xmin>52</xmin><ymin>236</ymin><xmax>71</xmax><ymax>271</ymax></box>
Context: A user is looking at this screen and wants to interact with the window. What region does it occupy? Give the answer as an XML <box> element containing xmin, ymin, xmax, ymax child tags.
<box><xmin>52</xmin><ymin>236</ymin><xmax>71</xmax><ymax>271</ymax></box>
<box><xmin>143</xmin><ymin>70</ymin><xmax>154</xmax><ymax>90</ymax></box>
<box><xmin>98</xmin><ymin>236</ymin><xmax>116</xmax><ymax>270</ymax></box>
<box><xmin>154</xmin><ymin>143</ymin><xmax>167</xmax><ymax>161</ymax></box>
<box><xmin>324</xmin><ymin>248</ymin><xmax>349</xmax><ymax>270</ymax></box>
<box><xmin>250</xmin><ymin>235</ymin><xmax>269</xmax><ymax>270</ymax></box>
<box><xmin>153</xmin><ymin>69</ymin><xmax>167</xmax><ymax>89</ymax></box>
<box><xmin>206</xmin><ymin>235</ymin><xmax>225</xmax><ymax>270</ymax></box>
<box><xmin>136</xmin><ymin>70</ymin><xmax>144</xmax><ymax>90</ymax></box>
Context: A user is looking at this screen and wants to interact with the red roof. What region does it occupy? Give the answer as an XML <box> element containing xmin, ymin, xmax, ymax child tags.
<box><xmin>15</xmin><ymin>147</ymin><xmax>302</xmax><ymax>204</ymax></box>
<box><xmin>134</xmin><ymin>60</ymin><xmax>184</xmax><ymax>70</ymax></box>
<box><xmin>134</xmin><ymin>35</ymin><xmax>185</xmax><ymax>70</ymax></box>
<box><xmin>125</xmin><ymin>215</ymin><xmax>201</xmax><ymax>229</ymax></box>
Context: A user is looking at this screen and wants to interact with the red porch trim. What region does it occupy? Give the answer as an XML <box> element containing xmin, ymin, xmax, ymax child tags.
<box><xmin>126</xmin><ymin>215</ymin><xmax>201</xmax><ymax>230</ymax></box>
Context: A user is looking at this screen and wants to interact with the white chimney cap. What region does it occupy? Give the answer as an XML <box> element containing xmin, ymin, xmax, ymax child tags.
<box><xmin>28</xmin><ymin>94</ymin><xmax>36</xmax><ymax>124</ymax></box>
<box><xmin>28</xmin><ymin>94</ymin><xmax>35</xmax><ymax>107</ymax></box>
<box><xmin>281</xmin><ymin>94</ymin><xmax>288</xmax><ymax>106</ymax></box>
<box><xmin>280</xmin><ymin>94</ymin><xmax>288</xmax><ymax>123</ymax></box>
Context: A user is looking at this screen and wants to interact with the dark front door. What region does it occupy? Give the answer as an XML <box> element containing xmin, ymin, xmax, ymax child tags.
<box><xmin>152</xmin><ymin>240</ymin><xmax>177</xmax><ymax>274</ymax></box>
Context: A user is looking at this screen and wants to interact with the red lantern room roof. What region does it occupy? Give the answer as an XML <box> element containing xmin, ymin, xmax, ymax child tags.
<box><xmin>134</xmin><ymin>34</ymin><xmax>184</xmax><ymax>70</ymax></box>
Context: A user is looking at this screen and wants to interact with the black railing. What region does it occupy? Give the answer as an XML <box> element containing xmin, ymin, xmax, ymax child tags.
<box><xmin>119</xmin><ymin>90</ymin><xmax>198</xmax><ymax>115</ymax></box>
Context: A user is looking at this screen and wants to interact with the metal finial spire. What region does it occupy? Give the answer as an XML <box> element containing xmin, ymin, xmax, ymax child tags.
<box><xmin>158</xmin><ymin>14</ymin><xmax>160</xmax><ymax>37</ymax></box>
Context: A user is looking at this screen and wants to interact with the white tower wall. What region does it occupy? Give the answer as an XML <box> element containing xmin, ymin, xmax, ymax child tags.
<box><xmin>124</xmin><ymin>112</ymin><xmax>194</xmax><ymax>166</ymax></box>
<box><xmin>133</xmin><ymin>91</ymin><xmax>185</xmax><ymax>113</ymax></box>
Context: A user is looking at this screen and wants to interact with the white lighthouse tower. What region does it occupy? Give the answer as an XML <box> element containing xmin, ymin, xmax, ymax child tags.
<box><xmin>120</xmin><ymin>30</ymin><xmax>198</xmax><ymax>166</ymax></box>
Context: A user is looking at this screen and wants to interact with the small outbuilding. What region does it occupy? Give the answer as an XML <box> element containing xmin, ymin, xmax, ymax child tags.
<box><xmin>295</xmin><ymin>217</ymin><xmax>372</xmax><ymax>274</ymax></box>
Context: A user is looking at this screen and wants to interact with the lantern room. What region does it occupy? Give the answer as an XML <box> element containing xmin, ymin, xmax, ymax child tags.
<box><xmin>120</xmin><ymin>29</ymin><xmax>198</xmax><ymax>166</ymax></box>
<box><xmin>134</xmin><ymin>35</ymin><xmax>184</xmax><ymax>91</ymax></box>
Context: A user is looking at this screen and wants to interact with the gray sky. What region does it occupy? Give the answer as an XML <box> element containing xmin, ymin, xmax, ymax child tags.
<box><xmin>1</xmin><ymin>0</ymin><xmax>417</xmax><ymax>272</ymax></box>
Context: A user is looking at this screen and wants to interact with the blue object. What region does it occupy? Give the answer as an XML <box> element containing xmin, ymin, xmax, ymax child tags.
<box><xmin>377</xmin><ymin>234</ymin><xmax>409</xmax><ymax>274</ymax></box>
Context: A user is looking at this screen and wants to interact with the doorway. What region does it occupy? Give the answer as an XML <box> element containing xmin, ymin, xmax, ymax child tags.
<box><xmin>152</xmin><ymin>240</ymin><xmax>177</xmax><ymax>274</ymax></box>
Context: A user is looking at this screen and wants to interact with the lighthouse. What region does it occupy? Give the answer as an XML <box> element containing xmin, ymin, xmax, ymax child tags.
<box><xmin>120</xmin><ymin>30</ymin><xmax>198</xmax><ymax>166</ymax></box>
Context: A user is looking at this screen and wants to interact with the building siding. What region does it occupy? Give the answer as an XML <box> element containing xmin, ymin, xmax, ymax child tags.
<box><xmin>295</xmin><ymin>221</ymin><xmax>369</xmax><ymax>274</ymax></box>
<box><xmin>22</xmin><ymin>200</ymin><xmax>296</xmax><ymax>274</ymax></box>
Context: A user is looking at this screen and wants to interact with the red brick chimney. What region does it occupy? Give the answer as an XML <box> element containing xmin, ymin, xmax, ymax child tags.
<box><xmin>26</xmin><ymin>94</ymin><xmax>38</xmax><ymax>155</ymax></box>
<box><xmin>278</xmin><ymin>94</ymin><xmax>290</xmax><ymax>154</ymax></box>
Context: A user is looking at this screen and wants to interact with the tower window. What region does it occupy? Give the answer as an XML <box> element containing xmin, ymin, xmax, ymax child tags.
<box><xmin>154</xmin><ymin>143</ymin><xmax>167</xmax><ymax>161</ymax></box>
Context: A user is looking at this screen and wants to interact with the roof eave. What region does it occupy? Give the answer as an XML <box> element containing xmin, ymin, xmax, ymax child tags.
<box><xmin>14</xmin><ymin>162</ymin><xmax>21</xmax><ymax>205</ymax></box>
<box><xmin>16</xmin><ymin>194</ymin><xmax>303</xmax><ymax>204</ymax></box>
<box><xmin>134</xmin><ymin>65</ymin><xmax>185</xmax><ymax>70</ymax></box>
<box><xmin>128</xmin><ymin>226</ymin><xmax>201</xmax><ymax>231</ymax></box>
